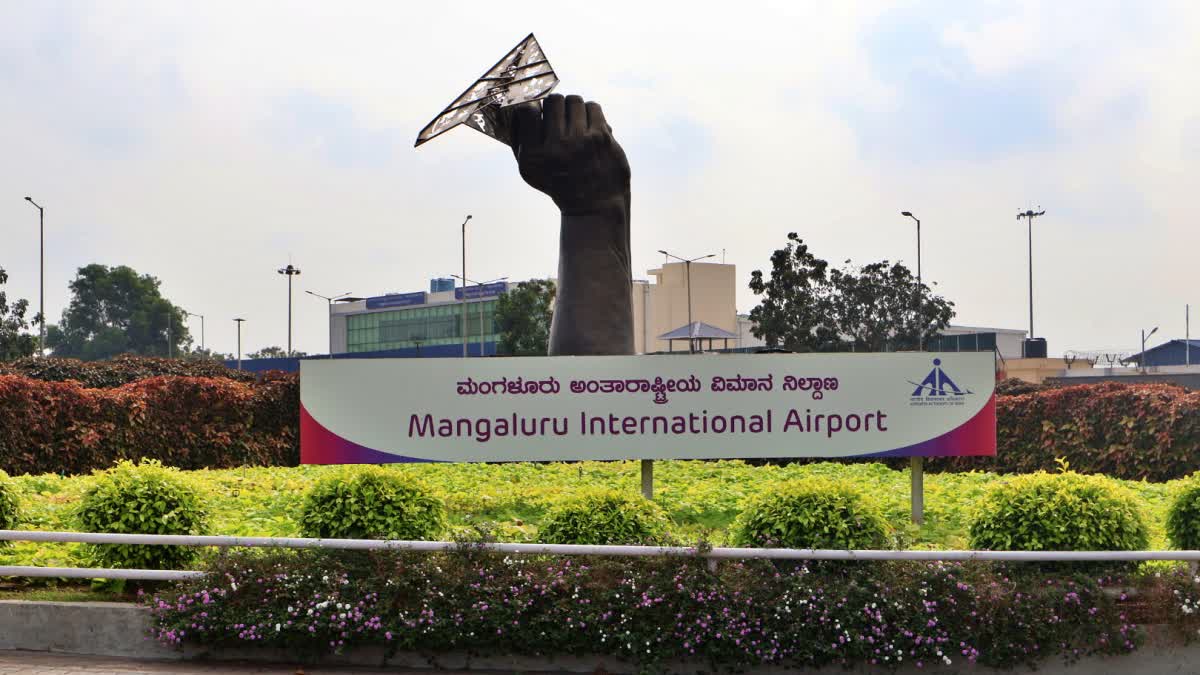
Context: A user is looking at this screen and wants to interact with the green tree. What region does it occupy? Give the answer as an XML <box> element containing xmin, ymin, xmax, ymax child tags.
<box><xmin>46</xmin><ymin>264</ymin><xmax>190</xmax><ymax>360</ymax></box>
<box><xmin>0</xmin><ymin>266</ymin><xmax>38</xmax><ymax>361</ymax></box>
<box><xmin>495</xmin><ymin>279</ymin><xmax>556</xmax><ymax>356</ymax></box>
<box><xmin>748</xmin><ymin>233</ymin><xmax>839</xmax><ymax>352</ymax></box>
<box><xmin>828</xmin><ymin>261</ymin><xmax>955</xmax><ymax>352</ymax></box>
<box><xmin>247</xmin><ymin>346</ymin><xmax>307</xmax><ymax>359</ymax></box>
<box><xmin>749</xmin><ymin>233</ymin><xmax>955</xmax><ymax>352</ymax></box>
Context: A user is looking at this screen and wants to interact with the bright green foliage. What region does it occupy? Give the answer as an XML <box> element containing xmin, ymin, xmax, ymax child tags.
<box><xmin>1166</xmin><ymin>479</ymin><xmax>1200</xmax><ymax>550</ymax></box>
<box><xmin>0</xmin><ymin>470</ymin><xmax>19</xmax><ymax>539</ymax></box>
<box><xmin>968</xmin><ymin>471</ymin><xmax>1149</xmax><ymax>552</ymax></box>
<box><xmin>75</xmin><ymin>460</ymin><xmax>209</xmax><ymax>569</ymax></box>
<box><xmin>732</xmin><ymin>477</ymin><xmax>890</xmax><ymax>549</ymax></box>
<box><xmin>298</xmin><ymin>468</ymin><xmax>446</xmax><ymax>540</ymax></box>
<box><xmin>538</xmin><ymin>490</ymin><xmax>670</xmax><ymax>545</ymax></box>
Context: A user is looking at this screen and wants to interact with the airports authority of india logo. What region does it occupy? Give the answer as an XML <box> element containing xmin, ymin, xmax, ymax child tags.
<box><xmin>908</xmin><ymin>358</ymin><xmax>972</xmax><ymax>408</ymax></box>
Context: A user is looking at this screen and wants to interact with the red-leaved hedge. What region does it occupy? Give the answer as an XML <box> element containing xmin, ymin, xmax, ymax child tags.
<box><xmin>2</xmin><ymin>366</ymin><xmax>1198</xmax><ymax>482</ymax></box>
<box><xmin>929</xmin><ymin>381</ymin><xmax>1200</xmax><ymax>481</ymax></box>
<box><xmin>0</xmin><ymin>373</ymin><xmax>297</xmax><ymax>476</ymax></box>
<box><xmin>0</xmin><ymin>355</ymin><xmax>256</xmax><ymax>388</ymax></box>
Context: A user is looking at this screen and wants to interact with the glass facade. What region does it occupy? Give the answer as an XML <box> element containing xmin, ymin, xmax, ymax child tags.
<box><xmin>346</xmin><ymin>300</ymin><xmax>499</xmax><ymax>353</ymax></box>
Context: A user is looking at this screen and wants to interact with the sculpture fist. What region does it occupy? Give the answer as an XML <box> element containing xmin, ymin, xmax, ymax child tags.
<box><xmin>510</xmin><ymin>94</ymin><xmax>631</xmax><ymax>215</ymax></box>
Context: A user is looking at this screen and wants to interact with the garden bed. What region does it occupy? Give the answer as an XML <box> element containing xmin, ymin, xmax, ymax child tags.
<box><xmin>0</xmin><ymin>460</ymin><xmax>1186</xmax><ymax>575</ymax></box>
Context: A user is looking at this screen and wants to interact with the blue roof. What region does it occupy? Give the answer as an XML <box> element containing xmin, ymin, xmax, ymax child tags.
<box><xmin>659</xmin><ymin>321</ymin><xmax>739</xmax><ymax>340</ymax></box>
<box><xmin>1123</xmin><ymin>339</ymin><xmax>1200</xmax><ymax>363</ymax></box>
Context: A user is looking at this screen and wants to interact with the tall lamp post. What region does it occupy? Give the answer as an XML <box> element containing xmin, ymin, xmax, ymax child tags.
<box><xmin>306</xmin><ymin>290</ymin><xmax>353</xmax><ymax>358</ymax></box>
<box><xmin>23</xmin><ymin>197</ymin><xmax>44</xmax><ymax>357</ymax></box>
<box><xmin>186</xmin><ymin>312</ymin><xmax>205</xmax><ymax>351</ymax></box>
<box><xmin>1141</xmin><ymin>326</ymin><xmax>1158</xmax><ymax>374</ymax></box>
<box><xmin>234</xmin><ymin>318</ymin><xmax>246</xmax><ymax>370</ymax></box>
<box><xmin>452</xmin><ymin>274</ymin><xmax>507</xmax><ymax>357</ymax></box>
<box><xmin>277</xmin><ymin>264</ymin><xmax>301</xmax><ymax>356</ymax></box>
<box><xmin>1017</xmin><ymin>208</ymin><xmax>1046</xmax><ymax>346</ymax></box>
<box><xmin>460</xmin><ymin>215</ymin><xmax>473</xmax><ymax>358</ymax></box>
<box><xmin>899</xmin><ymin>211</ymin><xmax>927</xmax><ymax>526</ymax></box>
<box><xmin>657</xmin><ymin>250</ymin><xmax>715</xmax><ymax>353</ymax></box>
<box><xmin>900</xmin><ymin>211</ymin><xmax>923</xmax><ymax>350</ymax></box>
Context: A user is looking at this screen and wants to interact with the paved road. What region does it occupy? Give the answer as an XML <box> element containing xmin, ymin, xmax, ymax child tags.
<box><xmin>0</xmin><ymin>651</ymin><xmax>487</xmax><ymax>674</ymax></box>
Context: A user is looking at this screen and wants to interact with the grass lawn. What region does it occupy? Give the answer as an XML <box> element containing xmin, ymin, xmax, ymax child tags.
<box><xmin>0</xmin><ymin>460</ymin><xmax>1188</xmax><ymax>575</ymax></box>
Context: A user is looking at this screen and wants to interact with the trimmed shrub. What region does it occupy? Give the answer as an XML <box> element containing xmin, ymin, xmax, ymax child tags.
<box><xmin>932</xmin><ymin>381</ymin><xmax>1200</xmax><ymax>481</ymax></box>
<box><xmin>299</xmin><ymin>468</ymin><xmax>446</xmax><ymax>540</ymax></box>
<box><xmin>968</xmin><ymin>471</ymin><xmax>1148</xmax><ymax>553</ymax></box>
<box><xmin>538</xmin><ymin>490</ymin><xmax>670</xmax><ymax>545</ymax></box>
<box><xmin>0</xmin><ymin>469</ymin><xmax>18</xmax><ymax>538</ymax></box>
<box><xmin>1166</xmin><ymin>479</ymin><xmax>1200</xmax><ymax>550</ymax></box>
<box><xmin>732</xmin><ymin>478</ymin><xmax>890</xmax><ymax>549</ymax></box>
<box><xmin>0</xmin><ymin>373</ymin><xmax>298</xmax><ymax>476</ymax></box>
<box><xmin>0</xmin><ymin>355</ymin><xmax>257</xmax><ymax>388</ymax></box>
<box><xmin>76</xmin><ymin>460</ymin><xmax>209</xmax><ymax>569</ymax></box>
<box><xmin>994</xmin><ymin>377</ymin><xmax>1052</xmax><ymax>396</ymax></box>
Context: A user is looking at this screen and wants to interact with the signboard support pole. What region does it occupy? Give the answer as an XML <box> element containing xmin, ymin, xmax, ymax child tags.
<box><xmin>910</xmin><ymin>457</ymin><xmax>924</xmax><ymax>525</ymax></box>
<box><xmin>641</xmin><ymin>460</ymin><xmax>653</xmax><ymax>500</ymax></box>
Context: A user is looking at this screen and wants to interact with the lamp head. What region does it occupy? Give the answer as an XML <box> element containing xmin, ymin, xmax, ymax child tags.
<box><xmin>657</xmin><ymin>249</ymin><xmax>669</xmax><ymax>255</ymax></box>
<box><xmin>24</xmin><ymin>196</ymin><xmax>32</xmax><ymax>202</ymax></box>
<box><xmin>901</xmin><ymin>211</ymin><xmax>912</xmax><ymax>217</ymax></box>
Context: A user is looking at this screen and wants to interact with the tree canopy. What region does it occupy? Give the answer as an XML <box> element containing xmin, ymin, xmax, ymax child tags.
<box><xmin>495</xmin><ymin>279</ymin><xmax>556</xmax><ymax>356</ymax></box>
<box><xmin>47</xmin><ymin>264</ymin><xmax>190</xmax><ymax>360</ymax></box>
<box><xmin>749</xmin><ymin>233</ymin><xmax>955</xmax><ymax>352</ymax></box>
<box><xmin>0</xmin><ymin>266</ymin><xmax>38</xmax><ymax>361</ymax></box>
<box><xmin>247</xmin><ymin>346</ymin><xmax>307</xmax><ymax>359</ymax></box>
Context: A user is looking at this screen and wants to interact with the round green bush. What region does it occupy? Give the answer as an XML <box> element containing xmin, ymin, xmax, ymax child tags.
<box><xmin>968</xmin><ymin>471</ymin><xmax>1148</xmax><ymax>552</ymax></box>
<box><xmin>538</xmin><ymin>490</ymin><xmax>670</xmax><ymax>545</ymax></box>
<box><xmin>76</xmin><ymin>460</ymin><xmax>209</xmax><ymax>569</ymax></box>
<box><xmin>0</xmin><ymin>470</ymin><xmax>19</xmax><ymax>538</ymax></box>
<box><xmin>299</xmin><ymin>468</ymin><xmax>446</xmax><ymax>540</ymax></box>
<box><xmin>1166</xmin><ymin>480</ymin><xmax>1200</xmax><ymax>550</ymax></box>
<box><xmin>731</xmin><ymin>478</ymin><xmax>890</xmax><ymax>549</ymax></box>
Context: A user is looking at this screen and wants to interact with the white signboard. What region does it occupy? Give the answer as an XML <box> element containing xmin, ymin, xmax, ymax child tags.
<box><xmin>301</xmin><ymin>353</ymin><xmax>996</xmax><ymax>464</ymax></box>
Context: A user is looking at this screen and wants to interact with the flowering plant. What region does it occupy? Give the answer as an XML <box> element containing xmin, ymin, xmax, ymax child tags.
<box><xmin>146</xmin><ymin>547</ymin><xmax>1141</xmax><ymax>671</ymax></box>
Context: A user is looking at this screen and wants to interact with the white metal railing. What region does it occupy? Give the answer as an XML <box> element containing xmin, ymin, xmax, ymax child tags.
<box><xmin>3</xmin><ymin>530</ymin><xmax>1200</xmax><ymax>581</ymax></box>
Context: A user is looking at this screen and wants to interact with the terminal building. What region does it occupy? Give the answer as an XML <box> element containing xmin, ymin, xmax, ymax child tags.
<box><xmin>327</xmin><ymin>261</ymin><xmax>755</xmax><ymax>358</ymax></box>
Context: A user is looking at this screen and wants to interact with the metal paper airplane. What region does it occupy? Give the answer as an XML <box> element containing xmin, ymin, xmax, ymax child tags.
<box><xmin>414</xmin><ymin>33</ymin><xmax>558</xmax><ymax>148</ymax></box>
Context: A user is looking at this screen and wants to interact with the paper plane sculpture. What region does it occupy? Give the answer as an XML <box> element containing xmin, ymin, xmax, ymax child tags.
<box><xmin>414</xmin><ymin>33</ymin><xmax>559</xmax><ymax>148</ymax></box>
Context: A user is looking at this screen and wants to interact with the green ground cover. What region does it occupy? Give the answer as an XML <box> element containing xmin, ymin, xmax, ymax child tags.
<box><xmin>0</xmin><ymin>460</ymin><xmax>1187</xmax><ymax>573</ymax></box>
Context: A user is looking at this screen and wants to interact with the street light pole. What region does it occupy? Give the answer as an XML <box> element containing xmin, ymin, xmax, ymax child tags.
<box><xmin>277</xmin><ymin>264</ymin><xmax>301</xmax><ymax>356</ymax></box>
<box><xmin>658</xmin><ymin>250</ymin><xmax>715</xmax><ymax>353</ymax></box>
<box><xmin>460</xmin><ymin>215</ymin><xmax>472</xmax><ymax>358</ymax></box>
<box><xmin>186</xmin><ymin>312</ymin><xmax>205</xmax><ymax>351</ymax></box>
<box><xmin>1141</xmin><ymin>326</ymin><xmax>1158</xmax><ymax>374</ymax></box>
<box><xmin>23</xmin><ymin>197</ymin><xmax>44</xmax><ymax>357</ymax></box>
<box><xmin>306</xmin><ymin>290</ymin><xmax>352</xmax><ymax>359</ymax></box>
<box><xmin>899</xmin><ymin>211</ymin><xmax>928</xmax><ymax>526</ymax></box>
<box><xmin>1017</xmin><ymin>208</ymin><xmax>1046</xmax><ymax>341</ymax></box>
<box><xmin>453</xmin><ymin>275</ymin><xmax>507</xmax><ymax>357</ymax></box>
<box><xmin>234</xmin><ymin>318</ymin><xmax>246</xmax><ymax>370</ymax></box>
<box><xmin>900</xmin><ymin>212</ymin><xmax>923</xmax><ymax>350</ymax></box>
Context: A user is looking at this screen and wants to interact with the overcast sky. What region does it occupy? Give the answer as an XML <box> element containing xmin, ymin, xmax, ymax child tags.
<box><xmin>3</xmin><ymin>1</ymin><xmax>1198</xmax><ymax>358</ymax></box>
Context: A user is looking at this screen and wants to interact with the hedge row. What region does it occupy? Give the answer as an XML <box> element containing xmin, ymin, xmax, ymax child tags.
<box><xmin>929</xmin><ymin>381</ymin><xmax>1200</xmax><ymax>480</ymax></box>
<box><xmin>0</xmin><ymin>355</ymin><xmax>255</xmax><ymax>388</ymax></box>
<box><xmin>0</xmin><ymin>373</ymin><xmax>297</xmax><ymax>475</ymax></box>
<box><xmin>2</xmin><ymin>366</ymin><xmax>1199</xmax><ymax>481</ymax></box>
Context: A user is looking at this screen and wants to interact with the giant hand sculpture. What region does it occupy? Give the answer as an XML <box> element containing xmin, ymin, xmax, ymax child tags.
<box><xmin>509</xmin><ymin>94</ymin><xmax>634</xmax><ymax>356</ymax></box>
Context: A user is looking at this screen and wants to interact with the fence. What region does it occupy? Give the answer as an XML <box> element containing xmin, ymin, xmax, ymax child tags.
<box><xmin>3</xmin><ymin>530</ymin><xmax>1200</xmax><ymax>581</ymax></box>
